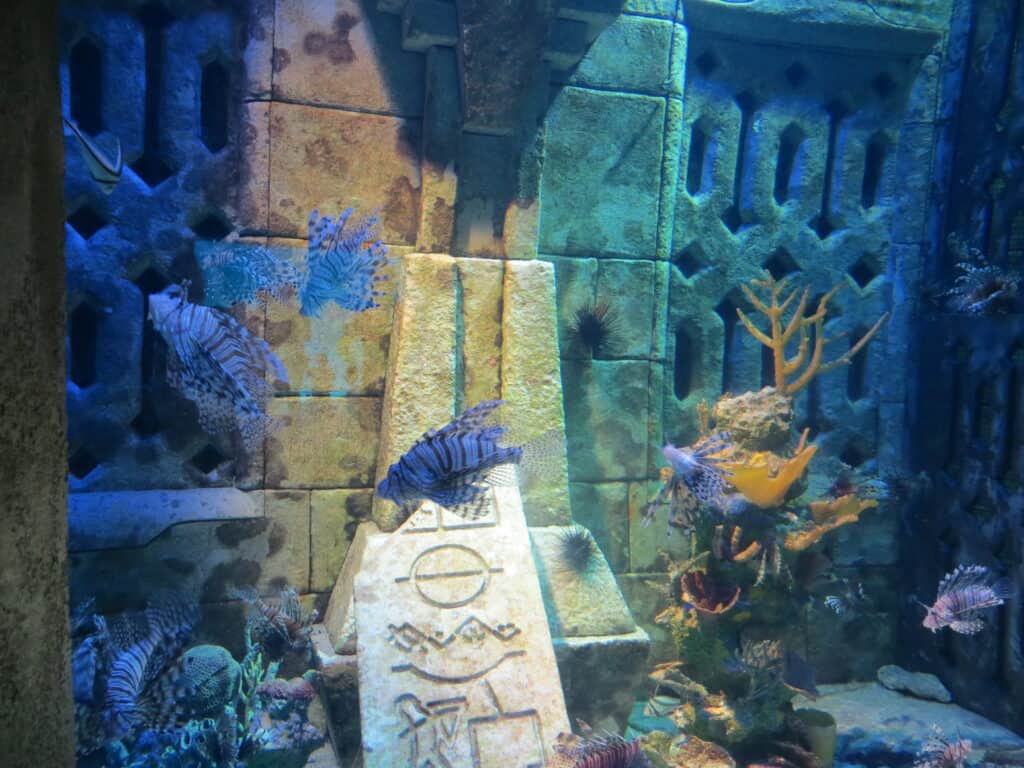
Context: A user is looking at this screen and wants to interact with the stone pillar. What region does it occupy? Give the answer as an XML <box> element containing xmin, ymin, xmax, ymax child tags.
<box><xmin>0</xmin><ymin>1</ymin><xmax>74</xmax><ymax>765</ymax></box>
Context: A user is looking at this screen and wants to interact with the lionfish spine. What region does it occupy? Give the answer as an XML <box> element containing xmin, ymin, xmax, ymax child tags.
<box><xmin>558</xmin><ymin>734</ymin><xmax>648</xmax><ymax>768</ymax></box>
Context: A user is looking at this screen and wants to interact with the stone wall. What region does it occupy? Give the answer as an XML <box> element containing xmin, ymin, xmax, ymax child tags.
<box><xmin>0</xmin><ymin>1</ymin><xmax>75</xmax><ymax>765</ymax></box>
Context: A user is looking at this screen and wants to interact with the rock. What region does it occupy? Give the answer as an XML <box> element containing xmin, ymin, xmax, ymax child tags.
<box><xmin>669</xmin><ymin>734</ymin><xmax>737</xmax><ymax>768</ymax></box>
<box><xmin>354</xmin><ymin>488</ymin><xmax>570</xmax><ymax>767</ymax></box>
<box><xmin>310</xmin><ymin>489</ymin><xmax>373</xmax><ymax>593</ymax></box>
<box><xmin>877</xmin><ymin>664</ymin><xmax>952</xmax><ymax>703</ymax></box>
<box><xmin>712</xmin><ymin>388</ymin><xmax>794</xmax><ymax>452</ymax></box>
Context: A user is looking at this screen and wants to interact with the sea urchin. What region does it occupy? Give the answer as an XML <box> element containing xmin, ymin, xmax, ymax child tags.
<box><xmin>557</xmin><ymin>525</ymin><xmax>599</xmax><ymax>574</ymax></box>
<box><xmin>569</xmin><ymin>301</ymin><xmax>619</xmax><ymax>357</ymax></box>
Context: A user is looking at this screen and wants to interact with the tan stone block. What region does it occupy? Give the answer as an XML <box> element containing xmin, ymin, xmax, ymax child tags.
<box><xmin>266</xmin><ymin>396</ymin><xmax>381</xmax><ymax>488</ymax></box>
<box><xmin>236</xmin><ymin>102</ymin><xmax>270</xmax><ymax>233</ymax></box>
<box><xmin>457</xmin><ymin>258</ymin><xmax>503</xmax><ymax>407</ymax></box>
<box><xmin>417</xmin><ymin>48</ymin><xmax>458</xmax><ymax>253</ymax></box>
<box><xmin>266</xmin><ymin>102</ymin><xmax>421</xmax><ymax>244</ymax></box>
<box><xmin>501</xmin><ymin>260</ymin><xmax>571</xmax><ymax>525</ymax></box>
<box><xmin>260</xmin><ymin>489</ymin><xmax>312</xmax><ymax>592</ymax></box>
<box><xmin>272</xmin><ymin>0</ymin><xmax>425</xmax><ymax>116</ymax></box>
<box><xmin>373</xmin><ymin>253</ymin><xmax>457</xmax><ymax>529</ymax></box>
<box><xmin>324</xmin><ymin>521</ymin><xmax>381</xmax><ymax>653</ymax></box>
<box><xmin>243</xmin><ymin>0</ymin><xmax>275</xmax><ymax>98</ymax></box>
<box><xmin>310</xmin><ymin>489</ymin><xmax>373</xmax><ymax>592</ymax></box>
<box><xmin>505</xmin><ymin>198</ymin><xmax>541</xmax><ymax>260</ymax></box>
<box><xmin>263</xmin><ymin>239</ymin><xmax>401</xmax><ymax>396</ymax></box>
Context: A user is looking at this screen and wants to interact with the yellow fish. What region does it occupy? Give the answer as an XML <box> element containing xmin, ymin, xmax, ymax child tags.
<box><xmin>63</xmin><ymin>117</ymin><xmax>122</xmax><ymax>194</ymax></box>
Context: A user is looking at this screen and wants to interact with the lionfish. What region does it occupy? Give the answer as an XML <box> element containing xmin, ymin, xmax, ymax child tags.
<box><xmin>376</xmin><ymin>399</ymin><xmax>549</xmax><ymax>521</ymax></box>
<box><xmin>199</xmin><ymin>242</ymin><xmax>302</xmax><ymax>308</ymax></box>
<box><xmin>234</xmin><ymin>586</ymin><xmax>318</xmax><ymax>653</ymax></box>
<box><xmin>921</xmin><ymin>564</ymin><xmax>1013</xmax><ymax>635</ymax></box>
<box><xmin>943</xmin><ymin>260</ymin><xmax>1019</xmax><ymax>314</ymax></box>
<box><xmin>643</xmin><ymin>432</ymin><xmax>734</xmax><ymax>534</ymax></box>
<box><xmin>914</xmin><ymin>726</ymin><xmax>972</xmax><ymax>768</ymax></box>
<box><xmin>148</xmin><ymin>282</ymin><xmax>288</xmax><ymax>453</ymax></box>
<box><xmin>553</xmin><ymin>726</ymin><xmax>651</xmax><ymax>768</ymax></box>
<box><xmin>301</xmin><ymin>207</ymin><xmax>390</xmax><ymax>317</ymax></box>
<box><xmin>825</xmin><ymin>581</ymin><xmax>867</xmax><ymax>616</ymax></box>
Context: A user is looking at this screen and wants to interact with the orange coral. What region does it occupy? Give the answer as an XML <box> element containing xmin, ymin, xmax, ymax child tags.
<box><xmin>782</xmin><ymin>494</ymin><xmax>878</xmax><ymax>551</ymax></box>
<box><xmin>736</xmin><ymin>271</ymin><xmax>889</xmax><ymax>396</ymax></box>
<box><xmin>721</xmin><ymin>429</ymin><xmax>817</xmax><ymax>508</ymax></box>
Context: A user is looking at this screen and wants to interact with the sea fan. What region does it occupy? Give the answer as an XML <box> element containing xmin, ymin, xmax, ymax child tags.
<box><xmin>557</xmin><ymin>525</ymin><xmax>599</xmax><ymax>574</ymax></box>
<box><xmin>569</xmin><ymin>301</ymin><xmax>619</xmax><ymax>357</ymax></box>
<box><xmin>301</xmin><ymin>207</ymin><xmax>390</xmax><ymax>317</ymax></box>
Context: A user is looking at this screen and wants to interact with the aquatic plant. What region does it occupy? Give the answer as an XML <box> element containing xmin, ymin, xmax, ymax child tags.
<box><xmin>568</xmin><ymin>301</ymin><xmax>619</xmax><ymax>357</ymax></box>
<box><xmin>721</xmin><ymin>429</ymin><xmax>817</xmax><ymax>508</ymax></box>
<box><xmin>736</xmin><ymin>271</ymin><xmax>888</xmax><ymax>396</ymax></box>
<box><xmin>556</xmin><ymin>524</ymin><xmax>600</xmax><ymax>574</ymax></box>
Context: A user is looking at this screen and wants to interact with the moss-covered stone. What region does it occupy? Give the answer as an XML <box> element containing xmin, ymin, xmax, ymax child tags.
<box><xmin>457</xmin><ymin>258</ymin><xmax>503</xmax><ymax>406</ymax></box>
<box><xmin>310</xmin><ymin>489</ymin><xmax>372</xmax><ymax>592</ymax></box>
<box><xmin>628</xmin><ymin>480</ymin><xmax>693</xmax><ymax>572</ymax></box>
<box><xmin>568</xmin><ymin>14</ymin><xmax>673</xmax><ymax>93</ymax></box>
<box><xmin>566</xmin><ymin>484</ymin><xmax>630</xmax><ymax>573</ymax></box>
<box><xmin>595</xmin><ymin>259</ymin><xmax>658</xmax><ymax>359</ymax></box>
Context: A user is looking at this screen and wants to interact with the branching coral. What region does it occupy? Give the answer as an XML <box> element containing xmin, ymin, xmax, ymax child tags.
<box><xmin>721</xmin><ymin>429</ymin><xmax>817</xmax><ymax>508</ymax></box>
<box><xmin>783</xmin><ymin>494</ymin><xmax>878</xmax><ymax>551</ymax></box>
<box><xmin>736</xmin><ymin>271</ymin><xmax>888</xmax><ymax>396</ymax></box>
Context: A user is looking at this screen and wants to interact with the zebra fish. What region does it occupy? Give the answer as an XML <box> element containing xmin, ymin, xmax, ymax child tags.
<box><xmin>376</xmin><ymin>399</ymin><xmax>533</xmax><ymax>521</ymax></box>
<box><xmin>148</xmin><ymin>282</ymin><xmax>288</xmax><ymax>453</ymax></box>
<box><xmin>300</xmin><ymin>207</ymin><xmax>390</xmax><ymax>317</ymax></box>
<box><xmin>921</xmin><ymin>564</ymin><xmax>1013</xmax><ymax>635</ymax></box>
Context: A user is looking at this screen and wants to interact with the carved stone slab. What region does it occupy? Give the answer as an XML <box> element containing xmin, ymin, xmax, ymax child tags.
<box><xmin>355</xmin><ymin>486</ymin><xmax>570</xmax><ymax>767</ymax></box>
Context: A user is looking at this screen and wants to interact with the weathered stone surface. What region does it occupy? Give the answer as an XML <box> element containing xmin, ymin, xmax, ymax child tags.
<box><xmin>324</xmin><ymin>521</ymin><xmax>380</xmax><ymax>654</ymax></box>
<box><xmin>624</xmin><ymin>0</ymin><xmax>677</xmax><ymax>18</ymax></box>
<box><xmin>265</xmin><ymin>102</ymin><xmax>421</xmax><ymax>243</ymax></box>
<box><xmin>568</xmin><ymin>483</ymin><xmax>629</xmax><ymax>573</ymax></box>
<box><xmin>355</xmin><ymin>490</ymin><xmax>570</xmax><ymax>767</ymax></box>
<box><xmin>540</xmin><ymin>87</ymin><xmax>664</xmax><ymax>258</ymax></box>
<box><xmin>261</xmin><ymin>239</ymin><xmax>399</xmax><ymax>396</ymax></box>
<box><xmin>530</xmin><ymin>526</ymin><xmax>636</xmax><ymax>635</ymax></box>
<box><xmin>795</xmin><ymin>683</ymin><xmax>1024</xmax><ymax>756</ymax></box>
<box><xmin>314</xmin><ymin>628</ymin><xmax>362</xmax><ymax>766</ymax></box>
<box><xmin>877</xmin><ymin>664</ymin><xmax>952</xmax><ymax>703</ymax></box>
<box><xmin>548</xmin><ymin>255</ymin><xmax>598</xmax><ymax>360</ymax></box>
<box><xmin>627</xmin><ymin>480</ymin><xmax>692</xmax><ymax>572</ymax></box>
<box><xmin>373</xmin><ymin>254</ymin><xmax>457</xmax><ymax>529</ymax></box>
<box><xmin>402</xmin><ymin>0</ymin><xmax>457</xmax><ymax>51</ymax></box>
<box><xmin>311</xmin><ymin>489</ymin><xmax>374</xmax><ymax>593</ymax></box>
<box><xmin>417</xmin><ymin>48</ymin><xmax>459</xmax><ymax>253</ymax></box>
<box><xmin>563</xmin><ymin>359</ymin><xmax>650</xmax><ymax>481</ymax></box>
<box><xmin>595</xmin><ymin>259</ymin><xmax>658</xmax><ymax>359</ymax></box>
<box><xmin>569</xmin><ymin>14</ymin><xmax>673</xmax><ymax>93</ymax></box>
<box><xmin>244</xmin><ymin>0</ymin><xmax>275</xmax><ymax>98</ymax></box>
<box><xmin>618</xmin><ymin>574</ymin><xmax>676</xmax><ymax>662</ymax></box>
<box><xmin>451</xmin><ymin>132</ymin><xmax>516</xmax><ymax>258</ymax></box>
<box><xmin>69</xmin><ymin>488</ymin><xmax>256</xmax><ymax>551</ymax></box>
<box><xmin>458</xmin><ymin>258</ymin><xmax>504</xmax><ymax>406</ymax></box>
<box><xmin>237</xmin><ymin>101</ymin><xmax>271</xmax><ymax>232</ymax></box>
<box><xmin>502</xmin><ymin>260</ymin><xmax>572</xmax><ymax>524</ymax></box>
<box><xmin>266</xmin><ymin>396</ymin><xmax>380</xmax><ymax>489</ymax></box>
<box><xmin>712</xmin><ymin>387</ymin><xmax>795</xmax><ymax>452</ymax></box>
<box><xmin>273</xmin><ymin>0</ymin><xmax>424</xmax><ymax>115</ymax></box>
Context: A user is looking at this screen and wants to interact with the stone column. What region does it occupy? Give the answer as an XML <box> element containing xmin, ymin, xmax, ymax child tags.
<box><xmin>0</xmin><ymin>1</ymin><xmax>74</xmax><ymax>765</ymax></box>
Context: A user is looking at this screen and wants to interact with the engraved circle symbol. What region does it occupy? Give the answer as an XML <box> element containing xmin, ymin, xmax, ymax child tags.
<box><xmin>410</xmin><ymin>544</ymin><xmax>491</xmax><ymax>608</ymax></box>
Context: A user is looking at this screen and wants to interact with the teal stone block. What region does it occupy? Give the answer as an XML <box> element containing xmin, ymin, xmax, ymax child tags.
<box><xmin>547</xmin><ymin>255</ymin><xmax>599</xmax><ymax>360</ymax></box>
<box><xmin>569</xmin><ymin>15</ymin><xmax>673</xmax><ymax>93</ymax></box>
<box><xmin>667</xmin><ymin>23</ymin><xmax>687</xmax><ymax>96</ymax></box>
<box><xmin>596</xmin><ymin>259</ymin><xmax>656</xmax><ymax>359</ymax></box>
<box><xmin>623</xmin><ymin>0</ymin><xmax>678</xmax><ymax>19</ymax></box>
<box><xmin>627</xmin><ymin>700</ymin><xmax>679</xmax><ymax>735</ymax></box>
<box><xmin>562</xmin><ymin>359</ymin><xmax>651</xmax><ymax>481</ymax></box>
<box><xmin>540</xmin><ymin>87</ymin><xmax>665</xmax><ymax>258</ymax></box>
<box><xmin>569</xmin><ymin>482</ymin><xmax>630</xmax><ymax>573</ymax></box>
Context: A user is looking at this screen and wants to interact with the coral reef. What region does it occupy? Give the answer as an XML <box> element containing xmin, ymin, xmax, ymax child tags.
<box><xmin>736</xmin><ymin>272</ymin><xmax>888</xmax><ymax>396</ymax></box>
<box><xmin>712</xmin><ymin>389</ymin><xmax>795</xmax><ymax>453</ymax></box>
<box><xmin>783</xmin><ymin>495</ymin><xmax>878</xmax><ymax>551</ymax></box>
<box><xmin>721</xmin><ymin>430</ymin><xmax>817</xmax><ymax>509</ymax></box>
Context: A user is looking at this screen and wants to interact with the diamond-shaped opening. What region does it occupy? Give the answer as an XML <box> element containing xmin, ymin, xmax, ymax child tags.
<box><xmin>130</xmin><ymin>154</ymin><xmax>176</xmax><ymax>188</ymax></box>
<box><xmin>809</xmin><ymin>213</ymin><xmax>835</xmax><ymax>240</ymax></box>
<box><xmin>694</xmin><ymin>49</ymin><xmax>719</xmax><ymax>78</ymax></box>
<box><xmin>132</xmin><ymin>398</ymin><xmax>163</xmax><ymax>438</ymax></box>
<box><xmin>871</xmin><ymin>72</ymin><xmax>897</xmax><ymax>99</ymax></box>
<box><xmin>67</xmin><ymin>204</ymin><xmax>108</xmax><ymax>240</ymax></box>
<box><xmin>784</xmin><ymin>61</ymin><xmax>808</xmax><ymax>89</ymax></box>
<box><xmin>69</xmin><ymin>447</ymin><xmax>99</xmax><ymax>479</ymax></box>
<box><xmin>721</xmin><ymin>204</ymin><xmax>743</xmax><ymax>234</ymax></box>
<box><xmin>191</xmin><ymin>444</ymin><xmax>226</xmax><ymax>474</ymax></box>
<box><xmin>191</xmin><ymin>211</ymin><xmax>232</xmax><ymax>240</ymax></box>
<box><xmin>69</xmin><ymin>38</ymin><xmax>103</xmax><ymax>135</ymax></box>
<box><xmin>133</xmin><ymin>266</ymin><xmax>170</xmax><ymax>296</ymax></box>
<box><xmin>849</xmin><ymin>254</ymin><xmax>881</xmax><ymax>289</ymax></box>
<box><xmin>200</xmin><ymin>60</ymin><xmax>230</xmax><ymax>152</ymax></box>
<box><xmin>763</xmin><ymin>247</ymin><xmax>799</xmax><ymax>281</ymax></box>
<box><xmin>673</xmin><ymin>243</ymin><xmax>711</xmax><ymax>279</ymax></box>
<box><xmin>839</xmin><ymin>443</ymin><xmax>868</xmax><ymax>468</ymax></box>
<box><xmin>69</xmin><ymin>302</ymin><xmax>101</xmax><ymax>388</ymax></box>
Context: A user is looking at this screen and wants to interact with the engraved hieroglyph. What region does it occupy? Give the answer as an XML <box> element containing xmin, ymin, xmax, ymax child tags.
<box><xmin>355</xmin><ymin>486</ymin><xmax>570</xmax><ymax>768</ymax></box>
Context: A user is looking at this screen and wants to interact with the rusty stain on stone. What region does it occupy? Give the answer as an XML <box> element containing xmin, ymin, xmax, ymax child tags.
<box><xmin>383</xmin><ymin>176</ymin><xmax>419</xmax><ymax>244</ymax></box>
<box><xmin>265</xmin><ymin>318</ymin><xmax>293</xmax><ymax>345</ymax></box>
<box><xmin>303</xmin><ymin>12</ymin><xmax>360</xmax><ymax>65</ymax></box>
<box><xmin>267</xmin><ymin>521</ymin><xmax>287</xmax><ymax>557</ymax></box>
<box><xmin>216</xmin><ymin>518</ymin><xmax>270</xmax><ymax>547</ymax></box>
<box><xmin>426</xmin><ymin>196</ymin><xmax>454</xmax><ymax>251</ymax></box>
<box><xmin>272</xmin><ymin>47</ymin><xmax>291</xmax><ymax>73</ymax></box>
<box><xmin>201</xmin><ymin>559</ymin><xmax>262</xmax><ymax>601</ymax></box>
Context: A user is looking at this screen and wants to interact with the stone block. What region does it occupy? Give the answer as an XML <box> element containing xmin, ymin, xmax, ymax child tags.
<box><xmin>596</xmin><ymin>259</ymin><xmax>657</xmax><ymax>359</ymax></box>
<box><xmin>548</xmin><ymin>255</ymin><xmax>598</xmax><ymax>360</ymax></box>
<box><xmin>313</xmin><ymin>629</ymin><xmax>362</xmax><ymax>765</ymax></box>
<box><xmin>237</xmin><ymin>100</ymin><xmax>271</xmax><ymax>233</ymax></box>
<box><xmin>452</xmin><ymin>132</ymin><xmax>517</xmax><ymax>257</ymax></box>
<box><xmin>266</xmin><ymin>396</ymin><xmax>381</xmax><ymax>488</ymax></box>
<box><xmin>569</xmin><ymin>15</ymin><xmax>673</xmax><ymax>93</ymax></box>
<box><xmin>618</xmin><ymin>574</ymin><xmax>677</xmax><ymax>662</ymax></box>
<box><xmin>531</xmin><ymin>526</ymin><xmax>636</xmax><ymax>634</ymax></box>
<box><xmin>272</xmin><ymin>0</ymin><xmax>425</xmax><ymax>116</ymax></box>
<box><xmin>68</xmin><ymin>488</ymin><xmax>256</xmax><ymax>551</ymax></box>
<box><xmin>891</xmin><ymin>122</ymin><xmax>938</xmax><ymax>244</ymax></box>
<box><xmin>373</xmin><ymin>253</ymin><xmax>457</xmax><ymax>529</ymax></box>
<box><xmin>545</xmin><ymin>18</ymin><xmax>589</xmax><ymax>71</ymax></box>
<box><xmin>458</xmin><ymin>258</ymin><xmax>504</xmax><ymax>407</ymax></box>
<box><xmin>562</xmin><ymin>359</ymin><xmax>651</xmax><ymax>481</ymax></box>
<box><xmin>244</xmin><ymin>0</ymin><xmax>275</xmax><ymax>98</ymax></box>
<box><xmin>624</xmin><ymin>0</ymin><xmax>678</xmax><ymax>18</ymax></box>
<box><xmin>540</xmin><ymin>87</ymin><xmax>665</xmax><ymax>258</ymax></box>
<box><xmin>257</xmin><ymin>489</ymin><xmax>313</xmax><ymax>592</ymax></box>
<box><xmin>658</xmin><ymin>96</ymin><xmax>684</xmax><ymax>255</ymax></box>
<box><xmin>324</xmin><ymin>521</ymin><xmax>381</xmax><ymax>653</ymax></box>
<box><xmin>311</xmin><ymin>489</ymin><xmax>374</xmax><ymax>593</ymax></box>
<box><xmin>401</xmin><ymin>0</ymin><xmax>457</xmax><ymax>51</ymax></box>
<box><xmin>354</xmin><ymin>489</ymin><xmax>571</xmax><ymax>768</ymax></box>
<box><xmin>830</xmin><ymin>504</ymin><xmax>899</xmax><ymax>566</ymax></box>
<box><xmin>905</xmin><ymin>51</ymin><xmax>942</xmax><ymax>124</ymax></box>
<box><xmin>417</xmin><ymin>48</ymin><xmax>459</xmax><ymax>253</ymax></box>
<box><xmin>262</xmin><ymin>240</ymin><xmax>398</xmax><ymax>396</ymax></box>
<box><xmin>627</xmin><ymin>480</ymin><xmax>693</xmax><ymax>572</ymax></box>
<box><xmin>568</xmin><ymin>483</ymin><xmax>630</xmax><ymax>573</ymax></box>
<box><xmin>502</xmin><ymin>260</ymin><xmax>572</xmax><ymax>524</ymax></box>
<box><xmin>265</xmin><ymin>102</ymin><xmax>421</xmax><ymax>244</ymax></box>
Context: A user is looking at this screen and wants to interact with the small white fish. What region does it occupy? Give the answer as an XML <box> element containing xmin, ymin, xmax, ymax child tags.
<box><xmin>63</xmin><ymin>117</ymin><xmax>123</xmax><ymax>194</ymax></box>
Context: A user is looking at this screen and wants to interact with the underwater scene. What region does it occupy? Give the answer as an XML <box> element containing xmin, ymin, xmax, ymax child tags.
<box><xmin>56</xmin><ymin>1</ymin><xmax>1024</xmax><ymax>767</ymax></box>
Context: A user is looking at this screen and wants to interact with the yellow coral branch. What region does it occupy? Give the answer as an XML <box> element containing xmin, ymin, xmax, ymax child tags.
<box><xmin>736</xmin><ymin>307</ymin><xmax>773</xmax><ymax>347</ymax></box>
<box><xmin>720</xmin><ymin>438</ymin><xmax>817</xmax><ymax>509</ymax></box>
